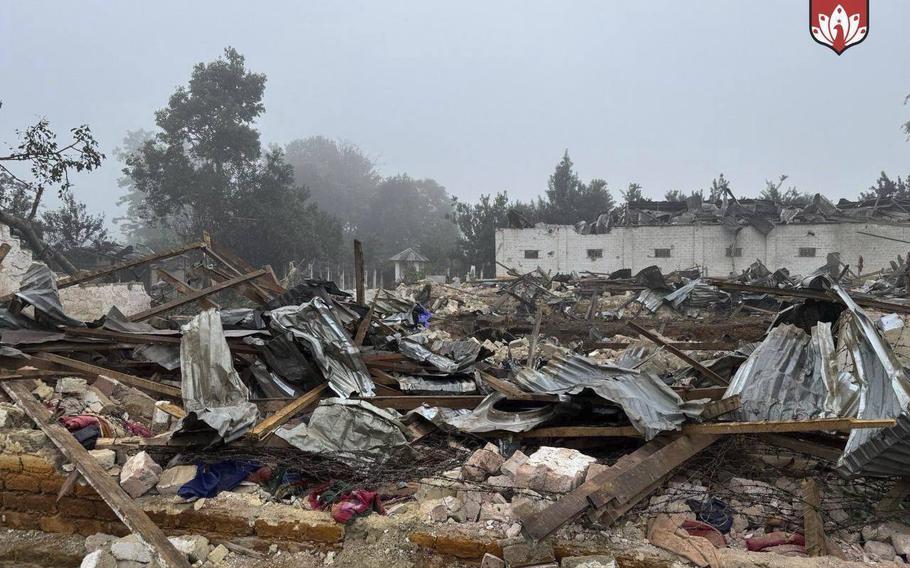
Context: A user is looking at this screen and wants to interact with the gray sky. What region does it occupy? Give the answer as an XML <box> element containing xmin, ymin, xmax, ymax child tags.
<box><xmin>2</xmin><ymin>1</ymin><xmax>909</xmax><ymax>231</ymax></box>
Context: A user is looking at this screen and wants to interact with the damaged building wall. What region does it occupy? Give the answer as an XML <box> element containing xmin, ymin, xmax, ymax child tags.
<box><xmin>0</xmin><ymin>224</ymin><xmax>39</xmax><ymax>296</ymax></box>
<box><xmin>496</xmin><ymin>221</ymin><xmax>910</xmax><ymax>277</ymax></box>
<box><xmin>0</xmin><ymin>222</ymin><xmax>152</xmax><ymax>320</ymax></box>
<box><xmin>58</xmin><ymin>283</ymin><xmax>152</xmax><ymax>320</ymax></box>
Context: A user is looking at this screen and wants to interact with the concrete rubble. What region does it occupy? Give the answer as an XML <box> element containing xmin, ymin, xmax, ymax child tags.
<box><xmin>1</xmin><ymin>238</ymin><xmax>910</xmax><ymax>568</ymax></box>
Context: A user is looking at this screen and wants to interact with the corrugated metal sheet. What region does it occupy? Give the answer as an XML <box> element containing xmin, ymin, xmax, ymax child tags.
<box><xmin>269</xmin><ymin>298</ymin><xmax>375</xmax><ymax>398</ymax></box>
<box><xmin>512</xmin><ymin>354</ymin><xmax>705</xmax><ymax>440</ymax></box>
<box><xmin>14</xmin><ymin>263</ymin><xmax>82</xmax><ymax>327</ymax></box>
<box><xmin>834</xmin><ymin>283</ymin><xmax>910</xmax><ymax>477</ymax></box>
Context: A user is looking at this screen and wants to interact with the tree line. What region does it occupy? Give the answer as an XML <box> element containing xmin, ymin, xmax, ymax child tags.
<box><xmin>2</xmin><ymin>46</ymin><xmax>910</xmax><ymax>281</ymax></box>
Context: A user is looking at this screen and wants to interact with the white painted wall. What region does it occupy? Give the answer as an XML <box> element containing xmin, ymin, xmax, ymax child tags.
<box><xmin>0</xmin><ymin>224</ymin><xmax>152</xmax><ymax>318</ymax></box>
<box><xmin>495</xmin><ymin>222</ymin><xmax>910</xmax><ymax>277</ymax></box>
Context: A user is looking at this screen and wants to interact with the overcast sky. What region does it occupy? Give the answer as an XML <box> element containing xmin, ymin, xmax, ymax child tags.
<box><xmin>2</xmin><ymin>1</ymin><xmax>909</xmax><ymax>232</ymax></box>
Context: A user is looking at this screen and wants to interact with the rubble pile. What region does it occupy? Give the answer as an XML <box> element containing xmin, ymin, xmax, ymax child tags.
<box><xmin>0</xmin><ymin>236</ymin><xmax>908</xmax><ymax>568</ymax></box>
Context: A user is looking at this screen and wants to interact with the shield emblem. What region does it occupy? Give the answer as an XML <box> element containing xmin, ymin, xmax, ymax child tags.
<box><xmin>810</xmin><ymin>0</ymin><xmax>869</xmax><ymax>55</ymax></box>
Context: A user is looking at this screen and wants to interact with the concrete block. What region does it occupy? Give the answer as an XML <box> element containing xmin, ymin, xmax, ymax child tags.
<box><xmin>864</xmin><ymin>540</ymin><xmax>896</xmax><ymax>559</ymax></box>
<box><xmin>208</xmin><ymin>543</ymin><xmax>230</xmax><ymax>564</ymax></box>
<box><xmin>501</xmin><ymin>450</ymin><xmax>529</xmax><ymax>479</ymax></box>
<box><xmin>31</xmin><ymin>380</ymin><xmax>55</xmax><ymax>401</ymax></box>
<box><xmin>110</xmin><ymin>534</ymin><xmax>152</xmax><ymax>563</ymax></box>
<box><xmin>168</xmin><ymin>534</ymin><xmax>210</xmax><ymax>563</ymax></box>
<box><xmin>56</xmin><ymin>377</ymin><xmax>87</xmax><ymax>397</ymax></box>
<box><xmin>0</xmin><ymin>402</ymin><xmax>28</xmax><ymax>428</ymax></box>
<box><xmin>500</xmin><ymin>536</ymin><xmax>556</xmax><ymax>567</ymax></box>
<box><xmin>119</xmin><ymin>451</ymin><xmax>161</xmax><ymax>498</ymax></box>
<box><xmin>463</xmin><ymin>443</ymin><xmax>505</xmax><ymax>482</ymax></box>
<box><xmin>561</xmin><ymin>555</ymin><xmax>618</xmax><ymax>568</ymax></box>
<box><xmin>156</xmin><ymin>464</ymin><xmax>197</xmax><ymax>495</ymax></box>
<box><xmin>892</xmin><ymin>533</ymin><xmax>910</xmax><ymax>556</ymax></box>
<box><xmin>514</xmin><ymin>447</ymin><xmax>596</xmax><ymax>493</ymax></box>
<box><xmin>84</xmin><ymin>532</ymin><xmax>116</xmax><ymax>553</ymax></box>
<box><xmin>79</xmin><ymin>550</ymin><xmax>116</xmax><ymax>568</ymax></box>
<box><xmin>480</xmin><ymin>552</ymin><xmax>505</xmax><ymax>568</ymax></box>
<box><xmin>88</xmin><ymin>449</ymin><xmax>116</xmax><ymax>470</ymax></box>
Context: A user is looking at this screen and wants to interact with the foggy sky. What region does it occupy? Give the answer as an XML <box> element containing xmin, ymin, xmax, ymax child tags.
<box><xmin>2</xmin><ymin>1</ymin><xmax>909</xmax><ymax>231</ymax></box>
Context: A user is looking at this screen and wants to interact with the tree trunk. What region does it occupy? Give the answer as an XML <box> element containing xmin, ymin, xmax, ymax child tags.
<box><xmin>0</xmin><ymin>211</ymin><xmax>78</xmax><ymax>275</ymax></box>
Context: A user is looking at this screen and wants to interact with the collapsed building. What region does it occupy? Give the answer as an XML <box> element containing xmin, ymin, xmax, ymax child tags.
<box><xmin>1</xmin><ymin>216</ymin><xmax>910</xmax><ymax>567</ymax></box>
<box><xmin>497</xmin><ymin>195</ymin><xmax>910</xmax><ymax>278</ymax></box>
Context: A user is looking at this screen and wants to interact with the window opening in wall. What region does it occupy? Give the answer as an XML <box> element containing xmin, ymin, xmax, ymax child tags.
<box><xmin>725</xmin><ymin>247</ymin><xmax>743</xmax><ymax>257</ymax></box>
<box><xmin>654</xmin><ymin>248</ymin><xmax>671</xmax><ymax>258</ymax></box>
<box><xmin>524</xmin><ymin>250</ymin><xmax>539</xmax><ymax>259</ymax></box>
<box><xmin>587</xmin><ymin>248</ymin><xmax>603</xmax><ymax>260</ymax></box>
<box><xmin>798</xmin><ymin>247</ymin><xmax>817</xmax><ymax>258</ymax></box>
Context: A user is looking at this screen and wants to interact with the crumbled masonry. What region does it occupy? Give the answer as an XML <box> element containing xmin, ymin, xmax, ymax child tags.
<box><xmin>0</xmin><ymin>231</ymin><xmax>909</xmax><ymax>567</ymax></box>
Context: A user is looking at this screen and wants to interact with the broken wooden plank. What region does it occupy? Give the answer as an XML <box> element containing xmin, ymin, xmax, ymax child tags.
<box><xmin>129</xmin><ymin>269</ymin><xmax>268</xmax><ymax>322</ymax></box>
<box><xmin>700</xmin><ymin>395</ymin><xmax>740</xmax><ymax>419</ymax></box>
<box><xmin>33</xmin><ymin>352</ymin><xmax>181</xmax><ymax>398</ymax></box>
<box><xmin>354</xmin><ymin>239</ymin><xmax>365</xmax><ymax>305</ymax></box>
<box><xmin>760</xmin><ymin>434</ymin><xmax>844</xmax><ymax>462</ymax></box>
<box><xmin>63</xmin><ymin>327</ymin><xmax>259</xmax><ymax>355</ymax></box>
<box><xmin>2</xmin><ymin>380</ymin><xmax>191</xmax><ymax>568</ymax></box>
<box><xmin>626</xmin><ymin>321</ymin><xmax>728</xmax><ymax>386</ymax></box>
<box><xmin>519</xmin><ymin>417</ymin><xmax>892</xmax><ymax>439</ymax></box>
<box><xmin>527</xmin><ymin>307</ymin><xmax>543</xmax><ymax>367</ymax></box>
<box><xmin>200</xmin><ymin>248</ymin><xmax>274</xmax><ymax>304</ymax></box>
<box><xmin>156</xmin><ymin>268</ymin><xmax>219</xmax><ymax>310</ymax></box>
<box><xmin>248</xmin><ymin>383</ymin><xmax>327</xmax><ymax>441</ymax></box>
<box><xmin>675</xmin><ymin>387</ymin><xmax>728</xmax><ymax>401</ymax></box>
<box><xmin>0</xmin><ymin>242</ymin><xmax>11</xmax><ymax>267</ymax></box>
<box><xmin>706</xmin><ymin>279</ymin><xmax>910</xmax><ymax>315</ymax></box>
<box><xmin>803</xmin><ymin>478</ymin><xmax>828</xmax><ymax>557</ymax></box>
<box><xmin>478</xmin><ymin>371</ymin><xmax>559</xmax><ymax>403</ymax></box>
<box><xmin>353</xmin><ymin>296</ymin><xmax>377</xmax><ymax>347</ymax></box>
<box><xmin>357</xmin><ymin>395</ymin><xmax>485</xmax><ymax>410</ymax></box>
<box><xmin>522</xmin><ymin>436</ymin><xmax>676</xmax><ymax>540</ymax></box>
<box><xmin>56</xmin><ymin>241</ymin><xmax>206</xmax><ymax>290</ymax></box>
<box><xmin>876</xmin><ymin>478</ymin><xmax>910</xmax><ymax>513</ymax></box>
<box><xmin>587</xmin><ymin>434</ymin><xmax>719</xmax><ymax>510</ymax></box>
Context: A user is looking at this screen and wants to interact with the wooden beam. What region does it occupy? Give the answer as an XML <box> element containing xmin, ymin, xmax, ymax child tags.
<box><xmin>760</xmin><ymin>434</ymin><xmax>844</xmax><ymax>462</ymax></box>
<box><xmin>63</xmin><ymin>327</ymin><xmax>259</xmax><ymax>355</ymax></box>
<box><xmin>2</xmin><ymin>380</ymin><xmax>191</xmax><ymax>568</ymax></box>
<box><xmin>0</xmin><ymin>242</ymin><xmax>11</xmax><ymax>267</ymax></box>
<box><xmin>356</xmin><ymin>395</ymin><xmax>485</xmax><ymax>410</ymax></box>
<box><xmin>156</xmin><ymin>268</ymin><xmax>219</xmax><ymax>310</ymax></box>
<box><xmin>527</xmin><ymin>307</ymin><xmax>543</xmax><ymax>367</ymax></box>
<box><xmin>56</xmin><ymin>241</ymin><xmax>205</xmax><ymax>290</ymax></box>
<box><xmin>803</xmin><ymin>478</ymin><xmax>828</xmax><ymax>557</ymax></box>
<box><xmin>33</xmin><ymin>353</ymin><xmax>181</xmax><ymax>398</ymax></box>
<box><xmin>627</xmin><ymin>321</ymin><xmax>728</xmax><ymax>386</ymax></box>
<box><xmin>353</xmin><ymin>297</ymin><xmax>377</xmax><ymax>347</ymax></box>
<box><xmin>129</xmin><ymin>269</ymin><xmax>268</xmax><ymax>322</ymax></box>
<box><xmin>248</xmin><ymin>384</ymin><xmax>326</xmax><ymax>441</ymax></box>
<box><xmin>200</xmin><ymin>248</ymin><xmax>274</xmax><ymax>304</ymax></box>
<box><xmin>700</xmin><ymin>395</ymin><xmax>740</xmax><ymax>419</ymax></box>
<box><xmin>519</xmin><ymin>418</ymin><xmax>892</xmax><ymax>439</ymax></box>
<box><xmin>354</xmin><ymin>239</ymin><xmax>365</xmax><ymax>305</ymax></box>
<box><xmin>706</xmin><ymin>279</ymin><xmax>910</xmax><ymax>315</ymax></box>
<box><xmin>478</xmin><ymin>371</ymin><xmax>559</xmax><ymax>403</ymax></box>
<box><xmin>675</xmin><ymin>387</ymin><xmax>728</xmax><ymax>401</ymax></box>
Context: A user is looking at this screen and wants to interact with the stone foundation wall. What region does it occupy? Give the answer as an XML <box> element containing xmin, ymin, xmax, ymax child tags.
<box><xmin>58</xmin><ymin>282</ymin><xmax>151</xmax><ymax>320</ymax></box>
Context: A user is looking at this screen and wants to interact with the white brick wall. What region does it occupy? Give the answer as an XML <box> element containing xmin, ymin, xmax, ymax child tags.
<box><xmin>0</xmin><ymin>223</ymin><xmax>151</xmax><ymax>320</ymax></box>
<box><xmin>496</xmin><ymin>222</ymin><xmax>910</xmax><ymax>278</ymax></box>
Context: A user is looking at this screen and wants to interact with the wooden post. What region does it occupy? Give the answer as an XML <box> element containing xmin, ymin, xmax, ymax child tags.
<box><xmin>354</xmin><ymin>239</ymin><xmax>365</xmax><ymax>304</ymax></box>
<box><xmin>527</xmin><ymin>307</ymin><xmax>543</xmax><ymax>368</ymax></box>
<box><xmin>803</xmin><ymin>479</ymin><xmax>828</xmax><ymax>556</ymax></box>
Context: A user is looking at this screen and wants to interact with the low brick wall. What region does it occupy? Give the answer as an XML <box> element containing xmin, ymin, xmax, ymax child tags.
<box><xmin>0</xmin><ymin>448</ymin><xmax>344</xmax><ymax>546</ymax></box>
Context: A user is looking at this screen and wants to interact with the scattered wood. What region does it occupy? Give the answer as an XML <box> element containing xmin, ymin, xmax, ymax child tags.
<box><xmin>527</xmin><ymin>307</ymin><xmax>543</xmax><ymax>367</ymax></box>
<box><xmin>32</xmin><ymin>352</ymin><xmax>181</xmax><ymax>398</ymax></box>
<box><xmin>706</xmin><ymin>279</ymin><xmax>910</xmax><ymax>315</ymax></box>
<box><xmin>354</xmin><ymin>239</ymin><xmax>365</xmax><ymax>305</ymax></box>
<box><xmin>56</xmin><ymin>469</ymin><xmax>81</xmax><ymax>502</ymax></box>
<box><xmin>129</xmin><ymin>269</ymin><xmax>269</xmax><ymax>322</ymax></box>
<box><xmin>518</xmin><ymin>418</ymin><xmax>892</xmax><ymax>439</ymax></box>
<box><xmin>56</xmin><ymin>241</ymin><xmax>206</xmax><ymax>291</ymax></box>
<box><xmin>478</xmin><ymin>371</ymin><xmax>559</xmax><ymax>402</ymax></box>
<box><xmin>803</xmin><ymin>478</ymin><xmax>828</xmax><ymax>557</ymax></box>
<box><xmin>761</xmin><ymin>434</ymin><xmax>844</xmax><ymax>462</ymax></box>
<box><xmin>876</xmin><ymin>478</ymin><xmax>910</xmax><ymax>513</ymax></box>
<box><xmin>626</xmin><ymin>321</ymin><xmax>728</xmax><ymax>386</ymax></box>
<box><xmin>248</xmin><ymin>384</ymin><xmax>328</xmax><ymax>441</ymax></box>
<box><xmin>1</xmin><ymin>380</ymin><xmax>191</xmax><ymax>568</ymax></box>
<box><xmin>353</xmin><ymin>296</ymin><xmax>377</xmax><ymax>347</ymax></box>
<box><xmin>63</xmin><ymin>327</ymin><xmax>259</xmax><ymax>355</ymax></box>
<box><xmin>156</xmin><ymin>268</ymin><xmax>219</xmax><ymax>310</ymax></box>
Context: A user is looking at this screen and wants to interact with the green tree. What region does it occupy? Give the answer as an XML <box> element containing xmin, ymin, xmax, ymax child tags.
<box><xmin>758</xmin><ymin>174</ymin><xmax>812</xmax><ymax>206</ymax></box>
<box><xmin>284</xmin><ymin>136</ymin><xmax>379</xmax><ymax>235</ymax></box>
<box><xmin>664</xmin><ymin>189</ymin><xmax>687</xmax><ymax>202</ymax></box>
<box><xmin>860</xmin><ymin>171</ymin><xmax>910</xmax><ymax>200</ymax></box>
<box><xmin>362</xmin><ymin>174</ymin><xmax>458</xmax><ymax>271</ymax></box>
<box><xmin>538</xmin><ymin>151</ymin><xmax>613</xmax><ymax>224</ymax></box>
<box><xmin>621</xmin><ymin>182</ymin><xmax>644</xmax><ymax>206</ymax></box>
<box><xmin>452</xmin><ymin>191</ymin><xmax>512</xmax><ymax>276</ymax></box>
<box><xmin>124</xmin><ymin>47</ymin><xmax>341</xmax><ymax>269</ymax></box>
<box><xmin>706</xmin><ymin>174</ymin><xmax>730</xmax><ymax>202</ymax></box>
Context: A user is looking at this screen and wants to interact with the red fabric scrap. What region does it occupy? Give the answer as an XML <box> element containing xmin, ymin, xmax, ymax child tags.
<box><xmin>60</xmin><ymin>415</ymin><xmax>99</xmax><ymax>431</ymax></box>
<box><xmin>124</xmin><ymin>420</ymin><xmax>153</xmax><ymax>438</ymax></box>
<box><xmin>246</xmin><ymin>466</ymin><xmax>273</xmax><ymax>484</ymax></box>
<box><xmin>682</xmin><ymin>519</ymin><xmax>727</xmax><ymax>548</ymax></box>
<box><xmin>746</xmin><ymin>531</ymin><xmax>805</xmax><ymax>552</ymax></box>
<box><xmin>330</xmin><ymin>490</ymin><xmax>385</xmax><ymax>524</ymax></box>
